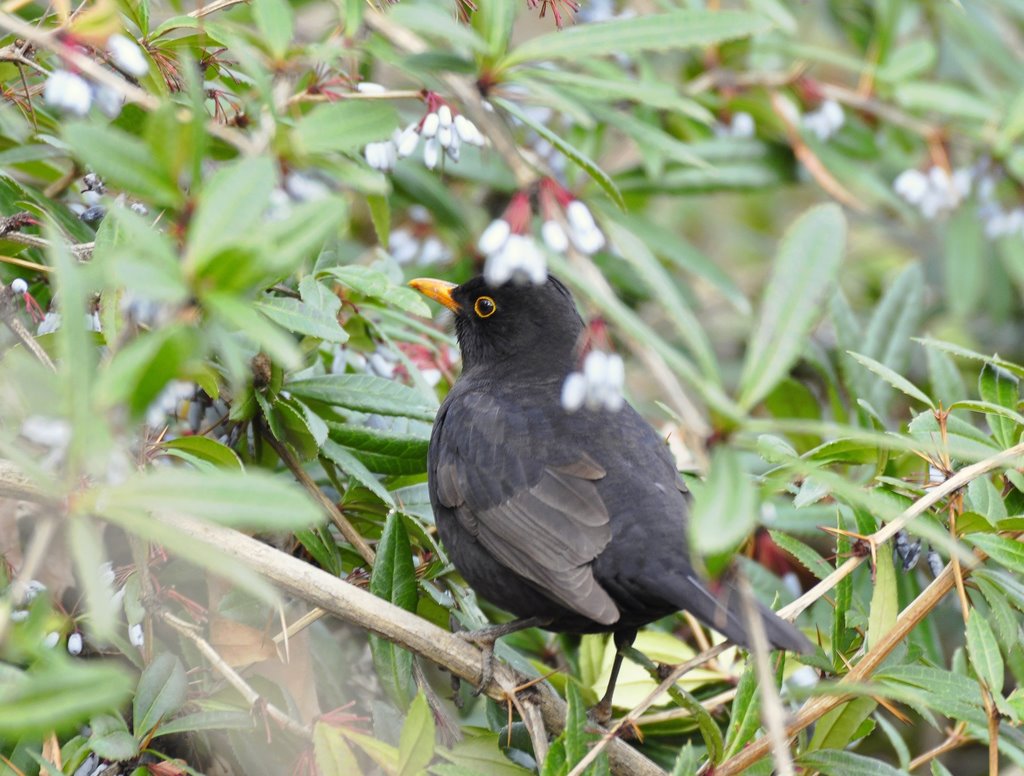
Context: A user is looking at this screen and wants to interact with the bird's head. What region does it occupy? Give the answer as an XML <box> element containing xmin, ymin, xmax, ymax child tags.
<box><xmin>409</xmin><ymin>275</ymin><xmax>585</xmax><ymax>377</ymax></box>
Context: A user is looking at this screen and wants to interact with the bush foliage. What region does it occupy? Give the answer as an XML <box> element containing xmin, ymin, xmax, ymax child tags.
<box><xmin>2</xmin><ymin>0</ymin><xmax>1024</xmax><ymax>774</ymax></box>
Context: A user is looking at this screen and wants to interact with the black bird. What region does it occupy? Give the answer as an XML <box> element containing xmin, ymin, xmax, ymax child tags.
<box><xmin>410</xmin><ymin>274</ymin><xmax>812</xmax><ymax>714</ymax></box>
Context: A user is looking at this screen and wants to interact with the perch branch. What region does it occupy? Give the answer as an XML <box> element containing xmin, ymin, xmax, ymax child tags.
<box><xmin>157</xmin><ymin>513</ymin><xmax>666</xmax><ymax>776</ymax></box>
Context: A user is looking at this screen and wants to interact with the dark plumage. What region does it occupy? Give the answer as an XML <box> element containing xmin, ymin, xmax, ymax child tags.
<box><xmin>411</xmin><ymin>274</ymin><xmax>812</xmax><ymax>709</ymax></box>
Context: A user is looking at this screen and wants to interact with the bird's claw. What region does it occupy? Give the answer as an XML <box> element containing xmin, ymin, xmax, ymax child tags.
<box><xmin>455</xmin><ymin>630</ymin><xmax>498</xmax><ymax>696</ymax></box>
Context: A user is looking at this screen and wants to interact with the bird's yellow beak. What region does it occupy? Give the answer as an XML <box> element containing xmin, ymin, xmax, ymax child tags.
<box><xmin>409</xmin><ymin>278</ymin><xmax>461</xmax><ymax>313</ymax></box>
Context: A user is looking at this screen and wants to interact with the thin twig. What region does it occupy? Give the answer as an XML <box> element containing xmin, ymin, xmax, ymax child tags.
<box><xmin>187</xmin><ymin>0</ymin><xmax>249</xmax><ymax>19</ymax></box>
<box><xmin>261</xmin><ymin>430</ymin><xmax>376</xmax><ymax>566</ymax></box>
<box><xmin>157</xmin><ymin>609</ymin><xmax>312</xmax><ymax>740</ymax></box>
<box><xmin>0</xmin><ymin>515</ymin><xmax>58</xmax><ymax>645</ymax></box>
<box><xmin>770</xmin><ymin>91</ymin><xmax>868</xmax><ymax>212</ymax></box>
<box><xmin>738</xmin><ymin>574</ymin><xmax>793</xmax><ymax>776</ymax></box>
<box><xmin>0</xmin><ymin>283</ymin><xmax>56</xmax><ymax>371</ymax></box>
<box><xmin>907</xmin><ymin>722</ymin><xmax>968</xmax><ymax>771</ymax></box>
<box><xmin>2</xmin><ymin>232</ymin><xmax>93</xmax><ymax>259</ymax></box>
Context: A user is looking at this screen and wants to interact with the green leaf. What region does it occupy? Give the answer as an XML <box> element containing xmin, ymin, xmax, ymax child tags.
<box><xmin>204</xmin><ymin>292</ymin><xmax>303</xmax><ymax>370</ymax></box>
<box><xmin>94</xmin><ymin>325</ymin><xmax>200</xmax><ymax>418</ymax></box>
<box><xmin>607</xmin><ymin>210</ymin><xmax>749</xmax><ymax>314</ymax></box>
<box><xmin>435</xmin><ymin>732</ymin><xmax>532</xmax><ymax>775</ymax></box>
<box><xmin>159</xmin><ymin>436</ymin><xmax>244</xmax><ymax>471</ymax></box>
<box><xmin>0</xmin><ymin>661</ymin><xmax>133</xmax><ymax>736</ymax></box>
<box><xmin>797</xmin><ymin>748</ymin><xmax>910</xmax><ymax>776</ymax></box>
<box><xmin>324</xmin><ymin>265</ymin><xmax>432</xmax><ymax>317</ymax></box>
<box><xmin>846</xmin><ymin>351</ymin><xmax>934</xmax><ymax>409</ymax></box>
<box><xmin>767</xmin><ymin>530</ymin><xmax>832</xmax><ymax>580</ymax></box>
<box><xmin>861</xmin><ymin>264</ymin><xmax>924</xmax><ymax>411</ymax></box>
<box><xmin>293</xmin><ymin>101</ymin><xmax>399</xmax><ymax>156</ymax></box>
<box><xmin>321</xmin><ymin>440</ymin><xmax>396</xmax><ymax>507</ymax></box>
<box><xmin>737</xmin><ymin>203</ymin><xmax>846</xmax><ymax>410</ymax></box>
<box><xmin>187</xmin><ymin>157</ymin><xmax>276</xmax><ymax>270</ymax></box>
<box><xmin>894</xmin><ymin>81</ymin><xmax>998</xmax><ymax>123</ymax></box>
<box><xmin>944</xmin><ymin>208</ymin><xmax>986</xmax><ymax>319</ymax></box>
<box><xmin>492</xmin><ymin>97</ymin><xmax>624</xmax><ymax>209</ymax></box>
<box><xmin>397</xmin><ymin>692</ymin><xmax>435</xmax><ymax>776</ymax></box>
<box><xmin>868</xmin><ymin>543</ymin><xmax>898</xmax><ymax>650</ymax></box>
<box><xmin>807</xmin><ymin>697</ymin><xmax>877</xmax><ymax>752</ymax></box>
<box><xmin>93</xmin><ymin>469</ymin><xmax>321</xmax><ymax>529</ymax></box>
<box><xmin>501</xmin><ymin>10</ymin><xmax>772</xmax><ymax>68</ymax></box>
<box><xmin>369</xmin><ymin>512</ymin><xmax>418</xmax><ymax>708</ymax></box>
<box><xmin>326</xmin><ymin>423</ymin><xmax>429</xmax><ymax>475</ymax></box>
<box><xmin>563</xmin><ymin>682</ymin><xmax>588</xmax><ymax>765</ymax></box>
<box><xmin>253</xmin><ymin>0</ymin><xmax>293</xmax><ymax>58</ymax></box>
<box><xmin>62</xmin><ymin>122</ymin><xmax>182</xmax><ymax>207</ymax></box>
<box><xmin>966</xmin><ymin>477</ymin><xmax>1008</xmax><ymax>524</ymax></box>
<box><xmin>151</xmin><ymin>710</ymin><xmax>255</xmax><ymax>738</ymax></box>
<box><xmin>88</xmin><ymin>713</ymin><xmax>139</xmax><ymax>761</ymax></box>
<box><xmin>978</xmin><ymin>362</ymin><xmax>1021</xmax><ymax>448</ymax></box>
<box><xmin>255</xmin><ymin>296</ymin><xmax>349</xmax><ymax>343</ymax></box>
<box><xmin>69</xmin><ymin>518</ymin><xmax>117</xmax><ymax>642</ymax></box>
<box><xmin>288</xmin><ymin>374</ymin><xmax>437</xmax><ymax>420</ymax></box>
<box><xmin>689</xmin><ymin>446</ymin><xmax>758</xmax><ymax>568</ymax></box>
<box><xmin>604</xmin><ymin>221</ymin><xmax>719</xmax><ymax>381</ymax></box>
<box><xmin>314</xmin><ymin>722</ymin><xmax>364</xmax><ymax>776</ymax></box>
<box><xmin>970</xmin><ymin>533</ymin><xmax>1024</xmax><ymax>574</ymax></box>
<box><xmin>367</xmin><ymin>193</ymin><xmax>391</xmax><ymax>247</ymax></box>
<box><xmin>966</xmin><ymin>609</ymin><xmax>1004</xmax><ymax>695</ymax></box>
<box><xmin>471</xmin><ymin>0</ymin><xmax>517</xmax><ymax>61</ymax></box>
<box><xmin>133</xmin><ymin>653</ymin><xmax>187</xmax><ymax>736</ymax></box>
<box><xmin>722</xmin><ymin>662</ymin><xmax>760</xmax><ymax>759</ymax></box>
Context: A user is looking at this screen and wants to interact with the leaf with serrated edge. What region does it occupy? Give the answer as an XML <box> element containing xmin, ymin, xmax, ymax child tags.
<box><xmin>738</xmin><ymin>204</ymin><xmax>846</xmax><ymax>410</ymax></box>
<box><xmin>502</xmin><ymin>9</ymin><xmax>772</xmax><ymax>68</ymax></box>
<box><xmin>967</xmin><ymin>608</ymin><xmax>1005</xmax><ymax>695</ymax></box>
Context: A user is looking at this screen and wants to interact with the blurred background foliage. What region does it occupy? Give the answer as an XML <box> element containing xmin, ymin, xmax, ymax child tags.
<box><xmin>2</xmin><ymin>0</ymin><xmax>1024</xmax><ymax>774</ymax></box>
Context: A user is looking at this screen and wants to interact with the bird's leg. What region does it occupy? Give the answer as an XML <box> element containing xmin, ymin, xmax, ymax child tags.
<box><xmin>590</xmin><ymin>629</ymin><xmax>637</xmax><ymax>726</ymax></box>
<box><xmin>456</xmin><ymin>615</ymin><xmax>552</xmax><ymax>695</ymax></box>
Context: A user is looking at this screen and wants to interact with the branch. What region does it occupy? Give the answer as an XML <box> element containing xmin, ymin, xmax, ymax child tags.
<box><xmin>0</xmin><ymin>283</ymin><xmax>55</xmax><ymax>371</ymax></box>
<box><xmin>0</xmin><ymin>12</ymin><xmax>258</xmax><ymax>156</ymax></box>
<box><xmin>158</xmin><ymin>513</ymin><xmax>666</xmax><ymax>776</ymax></box>
<box><xmin>261</xmin><ymin>430</ymin><xmax>376</xmax><ymax>566</ymax></box>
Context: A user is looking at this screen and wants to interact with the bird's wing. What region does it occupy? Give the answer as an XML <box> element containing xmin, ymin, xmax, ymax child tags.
<box><xmin>432</xmin><ymin>390</ymin><xmax>619</xmax><ymax>625</ymax></box>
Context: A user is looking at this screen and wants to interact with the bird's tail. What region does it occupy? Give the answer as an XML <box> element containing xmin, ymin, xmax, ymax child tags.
<box><xmin>666</xmin><ymin>574</ymin><xmax>814</xmax><ymax>654</ymax></box>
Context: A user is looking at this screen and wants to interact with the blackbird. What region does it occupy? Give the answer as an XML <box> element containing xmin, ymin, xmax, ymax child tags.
<box><xmin>410</xmin><ymin>274</ymin><xmax>812</xmax><ymax>713</ymax></box>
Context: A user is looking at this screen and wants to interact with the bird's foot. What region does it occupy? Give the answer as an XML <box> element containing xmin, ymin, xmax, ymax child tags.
<box><xmin>455</xmin><ymin>630</ymin><xmax>498</xmax><ymax>695</ymax></box>
<box><xmin>588</xmin><ymin>699</ymin><xmax>613</xmax><ymax>727</ymax></box>
<box><xmin>454</xmin><ymin>617</ymin><xmax>552</xmax><ymax>696</ymax></box>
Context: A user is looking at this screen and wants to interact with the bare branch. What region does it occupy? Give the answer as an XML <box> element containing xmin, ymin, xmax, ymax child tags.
<box><xmin>158</xmin><ymin>513</ymin><xmax>667</xmax><ymax>776</ymax></box>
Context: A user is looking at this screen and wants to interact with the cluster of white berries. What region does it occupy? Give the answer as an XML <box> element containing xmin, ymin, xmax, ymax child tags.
<box><xmin>365</xmin><ymin>92</ymin><xmax>486</xmax><ymax>172</ymax></box>
<box><xmin>893</xmin><ymin>165</ymin><xmax>972</xmax><ymax>219</ymax></box>
<box><xmin>478</xmin><ymin>192</ymin><xmax>546</xmax><ymax>286</ymax></box>
<box><xmin>544</xmin><ymin>198</ymin><xmax>605</xmax><ymax>255</ymax></box>
<box><xmin>477</xmin><ymin>180</ymin><xmax>606</xmax><ymax>288</ymax></box>
<box><xmin>44</xmin><ymin>34</ymin><xmax>148</xmax><ymax>118</ymax></box>
<box><xmin>561</xmin><ymin>350</ymin><xmax>625</xmax><ymax>413</ymax></box>
<box><xmin>801</xmin><ymin>99</ymin><xmax>845</xmax><ymax>142</ymax></box>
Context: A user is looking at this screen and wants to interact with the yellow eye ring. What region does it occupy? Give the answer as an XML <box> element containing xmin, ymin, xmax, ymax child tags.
<box><xmin>474</xmin><ymin>296</ymin><xmax>497</xmax><ymax>318</ymax></box>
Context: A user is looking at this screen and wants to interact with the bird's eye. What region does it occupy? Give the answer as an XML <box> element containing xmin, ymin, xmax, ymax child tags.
<box><xmin>474</xmin><ymin>296</ymin><xmax>497</xmax><ymax>318</ymax></box>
